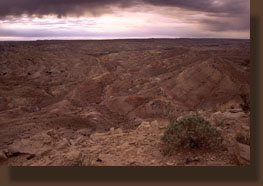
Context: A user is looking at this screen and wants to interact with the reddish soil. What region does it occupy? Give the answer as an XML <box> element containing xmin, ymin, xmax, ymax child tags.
<box><xmin>0</xmin><ymin>39</ymin><xmax>250</xmax><ymax>166</ymax></box>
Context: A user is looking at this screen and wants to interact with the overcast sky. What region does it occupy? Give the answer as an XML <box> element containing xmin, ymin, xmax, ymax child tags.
<box><xmin>0</xmin><ymin>0</ymin><xmax>250</xmax><ymax>40</ymax></box>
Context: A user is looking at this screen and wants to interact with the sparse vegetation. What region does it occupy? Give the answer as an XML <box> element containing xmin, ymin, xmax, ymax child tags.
<box><xmin>161</xmin><ymin>115</ymin><xmax>223</xmax><ymax>155</ymax></box>
<box><xmin>235</xmin><ymin>132</ymin><xmax>250</xmax><ymax>145</ymax></box>
<box><xmin>240</xmin><ymin>94</ymin><xmax>250</xmax><ymax>113</ymax></box>
<box><xmin>0</xmin><ymin>40</ymin><xmax>250</xmax><ymax>166</ymax></box>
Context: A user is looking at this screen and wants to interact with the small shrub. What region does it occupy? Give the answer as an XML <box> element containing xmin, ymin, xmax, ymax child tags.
<box><xmin>161</xmin><ymin>115</ymin><xmax>223</xmax><ymax>155</ymax></box>
<box><xmin>240</xmin><ymin>94</ymin><xmax>250</xmax><ymax>113</ymax></box>
<box><xmin>235</xmin><ymin>132</ymin><xmax>250</xmax><ymax>145</ymax></box>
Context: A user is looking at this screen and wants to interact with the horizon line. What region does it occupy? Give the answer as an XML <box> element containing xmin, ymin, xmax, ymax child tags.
<box><xmin>0</xmin><ymin>37</ymin><xmax>250</xmax><ymax>42</ymax></box>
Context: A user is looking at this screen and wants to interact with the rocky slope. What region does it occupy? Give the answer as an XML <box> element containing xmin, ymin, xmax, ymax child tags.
<box><xmin>0</xmin><ymin>39</ymin><xmax>250</xmax><ymax>166</ymax></box>
<box><xmin>1</xmin><ymin>109</ymin><xmax>250</xmax><ymax>166</ymax></box>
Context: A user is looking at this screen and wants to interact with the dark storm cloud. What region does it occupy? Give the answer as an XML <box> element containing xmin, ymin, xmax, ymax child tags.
<box><xmin>200</xmin><ymin>16</ymin><xmax>250</xmax><ymax>32</ymax></box>
<box><xmin>0</xmin><ymin>0</ymin><xmax>249</xmax><ymax>17</ymax></box>
<box><xmin>0</xmin><ymin>0</ymin><xmax>249</xmax><ymax>36</ymax></box>
<box><xmin>0</xmin><ymin>0</ymin><xmax>136</xmax><ymax>18</ymax></box>
<box><xmin>144</xmin><ymin>0</ymin><xmax>249</xmax><ymax>15</ymax></box>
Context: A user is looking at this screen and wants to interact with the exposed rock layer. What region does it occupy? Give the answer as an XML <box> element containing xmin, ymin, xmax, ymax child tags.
<box><xmin>0</xmin><ymin>39</ymin><xmax>250</xmax><ymax>166</ymax></box>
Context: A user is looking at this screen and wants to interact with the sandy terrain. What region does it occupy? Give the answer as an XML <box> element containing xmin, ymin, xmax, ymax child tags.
<box><xmin>0</xmin><ymin>39</ymin><xmax>250</xmax><ymax>166</ymax></box>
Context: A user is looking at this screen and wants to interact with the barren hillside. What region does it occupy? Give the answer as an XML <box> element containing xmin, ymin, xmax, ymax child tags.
<box><xmin>0</xmin><ymin>39</ymin><xmax>250</xmax><ymax>166</ymax></box>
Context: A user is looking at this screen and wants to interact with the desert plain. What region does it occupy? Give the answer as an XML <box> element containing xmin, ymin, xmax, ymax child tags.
<box><xmin>0</xmin><ymin>39</ymin><xmax>250</xmax><ymax>166</ymax></box>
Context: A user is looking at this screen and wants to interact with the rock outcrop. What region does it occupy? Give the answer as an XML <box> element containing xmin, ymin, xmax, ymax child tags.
<box><xmin>0</xmin><ymin>39</ymin><xmax>250</xmax><ymax>166</ymax></box>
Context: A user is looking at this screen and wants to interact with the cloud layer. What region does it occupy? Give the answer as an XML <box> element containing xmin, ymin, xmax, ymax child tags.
<box><xmin>0</xmin><ymin>0</ymin><xmax>250</xmax><ymax>39</ymax></box>
<box><xmin>0</xmin><ymin>0</ymin><xmax>249</xmax><ymax>16</ymax></box>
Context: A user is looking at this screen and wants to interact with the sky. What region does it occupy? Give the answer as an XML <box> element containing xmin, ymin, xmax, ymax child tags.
<box><xmin>0</xmin><ymin>0</ymin><xmax>250</xmax><ymax>40</ymax></box>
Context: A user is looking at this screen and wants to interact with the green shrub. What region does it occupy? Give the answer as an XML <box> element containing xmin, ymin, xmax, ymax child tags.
<box><xmin>161</xmin><ymin>115</ymin><xmax>223</xmax><ymax>154</ymax></box>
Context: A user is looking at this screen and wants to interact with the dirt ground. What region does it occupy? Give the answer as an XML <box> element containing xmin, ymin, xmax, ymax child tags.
<box><xmin>0</xmin><ymin>39</ymin><xmax>250</xmax><ymax>166</ymax></box>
